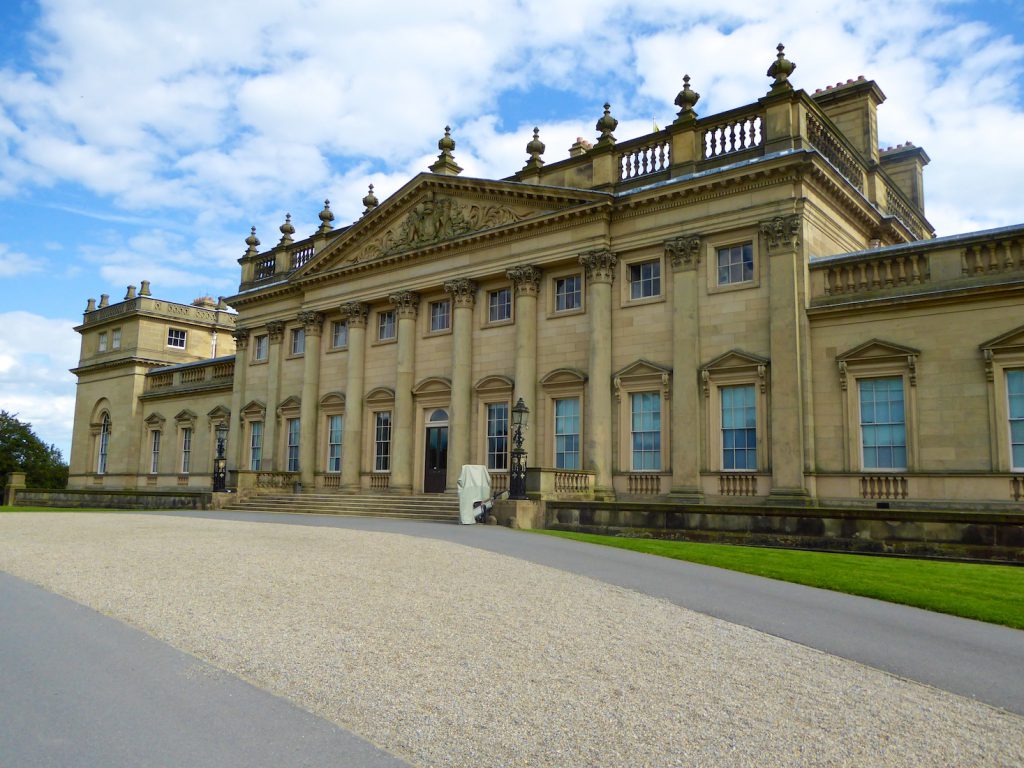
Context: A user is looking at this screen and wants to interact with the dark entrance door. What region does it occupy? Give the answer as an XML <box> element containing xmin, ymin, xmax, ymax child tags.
<box><xmin>424</xmin><ymin>421</ymin><xmax>448</xmax><ymax>493</ymax></box>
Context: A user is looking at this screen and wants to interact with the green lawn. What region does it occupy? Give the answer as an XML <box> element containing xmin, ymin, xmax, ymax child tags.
<box><xmin>533</xmin><ymin>530</ymin><xmax>1024</xmax><ymax>630</ymax></box>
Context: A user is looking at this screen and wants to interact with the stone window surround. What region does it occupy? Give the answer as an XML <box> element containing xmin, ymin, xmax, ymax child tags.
<box><xmin>475</xmin><ymin>375</ymin><xmax>514</xmax><ymax>473</ymax></box>
<box><xmin>239</xmin><ymin>400</ymin><xmax>266</xmax><ymax>472</ymax></box>
<box><xmin>548</xmin><ymin>267</ymin><xmax>585</xmax><ymax>317</ymax></box>
<box><xmin>485</xmin><ymin>286</ymin><xmax>514</xmax><ymax>327</ymax></box>
<box><xmin>613</xmin><ymin>361</ymin><xmax>672</xmax><ymax>474</ymax></box>
<box><xmin>143</xmin><ymin>412</ymin><xmax>165</xmax><ymax>476</ymax></box>
<box><xmin>424</xmin><ymin>296</ymin><xmax>453</xmax><ymax>336</ymax></box>
<box><xmin>700</xmin><ymin>351</ymin><xmax>770</xmax><ymax>473</ymax></box>
<box><xmin>287</xmin><ymin>326</ymin><xmax>305</xmax><ymax>358</ymax></box>
<box><xmin>374</xmin><ymin>308</ymin><xmax>398</xmax><ymax>345</ymax></box>
<box><xmin>980</xmin><ymin>324</ymin><xmax>1024</xmax><ymax>472</ymax></box>
<box><xmin>364</xmin><ymin>387</ymin><xmax>396</xmax><ymax>474</ymax></box>
<box><xmin>706</xmin><ymin>229</ymin><xmax>761</xmax><ymax>295</ymax></box>
<box><xmin>276</xmin><ymin>396</ymin><xmax>302</xmax><ymax>471</ymax></box>
<box><xmin>97</xmin><ymin>331</ymin><xmax>108</xmax><ymax>352</ymax></box>
<box><xmin>836</xmin><ymin>340</ymin><xmax>919</xmax><ymax>472</ymax></box>
<box><xmin>207</xmin><ymin>406</ymin><xmax>230</xmax><ymax>468</ymax></box>
<box><xmin>540</xmin><ymin>368</ymin><xmax>587</xmax><ymax>468</ymax></box>
<box><xmin>111</xmin><ymin>327</ymin><xmax>122</xmax><ymax>349</ymax></box>
<box><xmin>174</xmin><ymin>409</ymin><xmax>197</xmax><ymax>476</ymax></box>
<box><xmin>167</xmin><ymin>327</ymin><xmax>187</xmax><ymax>349</ymax></box>
<box><xmin>619</xmin><ymin>252</ymin><xmax>665</xmax><ymax>307</ymax></box>
<box><xmin>319</xmin><ymin>391</ymin><xmax>346</xmax><ymax>473</ymax></box>
<box><xmin>251</xmin><ymin>333</ymin><xmax>269</xmax><ymax>364</ymax></box>
<box><xmin>329</xmin><ymin>319</ymin><xmax>349</xmax><ymax>350</ymax></box>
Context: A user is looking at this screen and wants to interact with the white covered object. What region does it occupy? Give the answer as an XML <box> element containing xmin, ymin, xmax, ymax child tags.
<box><xmin>456</xmin><ymin>464</ymin><xmax>492</xmax><ymax>525</ymax></box>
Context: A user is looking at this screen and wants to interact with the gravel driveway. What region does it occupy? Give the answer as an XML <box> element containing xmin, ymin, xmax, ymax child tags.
<box><xmin>1</xmin><ymin>513</ymin><xmax>1021</xmax><ymax>767</ymax></box>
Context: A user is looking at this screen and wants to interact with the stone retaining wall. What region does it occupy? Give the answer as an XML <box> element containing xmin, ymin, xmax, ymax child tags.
<box><xmin>12</xmin><ymin>488</ymin><xmax>210</xmax><ymax>510</ymax></box>
<box><xmin>540</xmin><ymin>501</ymin><xmax>1024</xmax><ymax>562</ymax></box>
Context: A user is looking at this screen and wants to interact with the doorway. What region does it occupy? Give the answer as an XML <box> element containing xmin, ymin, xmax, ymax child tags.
<box><xmin>423</xmin><ymin>409</ymin><xmax>449</xmax><ymax>493</ymax></box>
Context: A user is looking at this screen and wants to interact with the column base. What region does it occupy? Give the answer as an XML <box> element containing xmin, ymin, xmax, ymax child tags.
<box><xmin>768</xmin><ymin>487</ymin><xmax>815</xmax><ymax>507</ymax></box>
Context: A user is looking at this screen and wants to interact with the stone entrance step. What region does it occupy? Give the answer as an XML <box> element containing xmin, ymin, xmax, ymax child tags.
<box><xmin>222</xmin><ymin>492</ymin><xmax>460</xmax><ymax>522</ymax></box>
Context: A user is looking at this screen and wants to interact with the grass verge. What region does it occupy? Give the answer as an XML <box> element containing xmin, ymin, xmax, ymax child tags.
<box><xmin>534</xmin><ymin>530</ymin><xmax>1024</xmax><ymax>630</ymax></box>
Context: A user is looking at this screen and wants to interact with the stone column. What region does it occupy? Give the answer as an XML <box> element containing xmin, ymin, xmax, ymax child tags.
<box><xmin>227</xmin><ymin>329</ymin><xmax>249</xmax><ymax>480</ymax></box>
<box><xmin>389</xmin><ymin>291</ymin><xmax>419</xmax><ymax>493</ymax></box>
<box><xmin>579</xmin><ymin>249</ymin><xmax>617</xmax><ymax>498</ymax></box>
<box><xmin>298</xmin><ymin>310</ymin><xmax>324</xmax><ymax>489</ymax></box>
<box><xmin>444</xmin><ymin>278</ymin><xmax>477</xmax><ymax>489</ymax></box>
<box><xmin>506</xmin><ymin>265</ymin><xmax>542</xmax><ymax>461</ymax></box>
<box><xmin>339</xmin><ymin>303</ymin><xmax>369</xmax><ymax>491</ymax></box>
<box><xmin>666</xmin><ymin>236</ymin><xmax>703</xmax><ymax>500</ymax></box>
<box><xmin>761</xmin><ymin>214</ymin><xmax>809</xmax><ymax>501</ymax></box>
<box><xmin>264</xmin><ymin>320</ymin><xmax>285</xmax><ymax>471</ymax></box>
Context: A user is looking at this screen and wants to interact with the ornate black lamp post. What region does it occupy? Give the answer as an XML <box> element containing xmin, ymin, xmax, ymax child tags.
<box><xmin>509</xmin><ymin>397</ymin><xmax>529</xmax><ymax>500</ymax></box>
<box><xmin>212</xmin><ymin>436</ymin><xmax>227</xmax><ymax>492</ymax></box>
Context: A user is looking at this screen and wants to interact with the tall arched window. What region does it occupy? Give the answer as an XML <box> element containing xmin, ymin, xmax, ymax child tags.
<box><xmin>97</xmin><ymin>413</ymin><xmax>110</xmax><ymax>474</ymax></box>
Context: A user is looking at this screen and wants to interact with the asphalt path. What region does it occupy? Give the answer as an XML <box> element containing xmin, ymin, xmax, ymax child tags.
<box><xmin>170</xmin><ymin>510</ymin><xmax>1024</xmax><ymax>716</ymax></box>
<box><xmin>0</xmin><ymin>572</ymin><xmax>411</xmax><ymax>768</ymax></box>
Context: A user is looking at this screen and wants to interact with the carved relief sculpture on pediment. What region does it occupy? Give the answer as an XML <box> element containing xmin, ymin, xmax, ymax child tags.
<box><xmin>358</xmin><ymin>191</ymin><xmax>536</xmax><ymax>263</ymax></box>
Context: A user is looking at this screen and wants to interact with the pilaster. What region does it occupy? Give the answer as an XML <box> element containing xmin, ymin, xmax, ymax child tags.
<box><xmin>760</xmin><ymin>214</ymin><xmax>810</xmax><ymax>501</ymax></box>
<box><xmin>264</xmin><ymin>320</ymin><xmax>285</xmax><ymax>471</ymax></box>
<box><xmin>579</xmin><ymin>249</ymin><xmax>617</xmax><ymax>498</ymax></box>
<box><xmin>444</xmin><ymin>278</ymin><xmax>477</xmax><ymax>489</ymax></box>
<box><xmin>227</xmin><ymin>329</ymin><xmax>249</xmax><ymax>481</ymax></box>
<box><xmin>340</xmin><ymin>302</ymin><xmax>369</xmax><ymax>491</ymax></box>
<box><xmin>297</xmin><ymin>310</ymin><xmax>324</xmax><ymax>488</ymax></box>
<box><xmin>665</xmin><ymin>235</ymin><xmax>703</xmax><ymax>499</ymax></box>
<box><xmin>507</xmin><ymin>265</ymin><xmax>542</xmax><ymax>461</ymax></box>
<box><xmin>389</xmin><ymin>291</ymin><xmax>419</xmax><ymax>493</ymax></box>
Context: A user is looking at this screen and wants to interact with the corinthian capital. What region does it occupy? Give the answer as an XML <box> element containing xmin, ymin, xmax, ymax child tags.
<box><xmin>506</xmin><ymin>265</ymin><xmax>542</xmax><ymax>296</ymax></box>
<box><xmin>443</xmin><ymin>278</ymin><xmax>478</xmax><ymax>307</ymax></box>
<box><xmin>389</xmin><ymin>290</ymin><xmax>420</xmax><ymax>318</ymax></box>
<box><xmin>297</xmin><ymin>310</ymin><xmax>325</xmax><ymax>335</ymax></box>
<box><xmin>759</xmin><ymin>214</ymin><xmax>801</xmax><ymax>252</ymax></box>
<box><xmin>665</xmin><ymin>235</ymin><xmax>702</xmax><ymax>271</ymax></box>
<box><xmin>579</xmin><ymin>249</ymin><xmax>617</xmax><ymax>284</ymax></box>
<box><xmin>231</xmin><ymin>328</ymin><xmax>250</xmax><ymax>349</ymax></box>
<box><xmin>266</xmin><ymin>320</ymin><xmax>286</xmax><ymax>342</ymax></box>
<box><xmin>339</xmin><ymin>301</ymin><xmax>369</xmax><ymax>328</ymax></box>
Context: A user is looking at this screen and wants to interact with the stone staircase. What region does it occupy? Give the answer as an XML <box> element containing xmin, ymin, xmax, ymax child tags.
<box><xmin>221</xmin><ymin>492</ymin><xmax>460</xmax><ymax>522</ymax></box>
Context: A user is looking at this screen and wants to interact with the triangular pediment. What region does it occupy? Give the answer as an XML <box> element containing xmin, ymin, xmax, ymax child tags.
<box><xmin>701</xmin><ymin>349</ymin><xmax>770</xmax><ymax>372</ymax></box>
<box><xmin>836</xmin><ymin>339</ymin><xmax>920</xmax><ymax>363</ymax></box>
<box><xmin>207</xmin><ymin>405</ymin><xmax>230</xmax><ymax>423</ymax></box>
<box><xmin>980</xmin><ymin>323</ymin><xmax>1024</xmax><ymax>353</ymax></box>
<box><xmin>241</xmin><ymin>399</ymin><xmax>266</xmax><ymax>417</ymax></box>
<box><xmin>144</xmin><ymin>412</ymin><xmax>166</xmax><ymax>427</ymax></box>
<box><xmin>276</xmin><ymin>395</ymin><xmax>301</xmax><ymax>416</ymax></box>
<box><xmin>294</xmin><ymin>174</ymin><xmax>610</xmax><ymax>278</ymax></box>
<box><xmin>174</xmin><ymin>409</ymin><xmax>197</xmax><ymax>424</ymax></box>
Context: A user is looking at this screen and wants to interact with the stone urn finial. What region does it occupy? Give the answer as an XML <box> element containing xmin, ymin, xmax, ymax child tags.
<box><xmin>429</xmin><ymin>125</ymin><xmax>463</xmax><ymax>175</ymax></box>
<box><xmin>767</xmin><ymin>43</ymin><xmax>796</xmax><ymax>92</ymax></box>
<box><xmin>673</xmin><ymin>74</ymin><xmax>700</xmax><ymax>124</ymax></box>
<box><xmin>317</xmin><ymin>200</ymin><xmax>334</xmax><ymax>234</ymax></box>
<box><xmin>279</xmin><ymin>213</ymin><xmax>295</xmax><ymax>245</ymax></box>
<box><xmin>244</xmin><ymin>226</ymin><xmax>260</xmax><ymax>256</ymax></box>
<box><xmin>595</xmin><ymin>103</ymin><xmax>618</xmax><ymax>147</ymax></box>
<box><xmin>523</xmin><ymin>127</ymin><xmax>546</xmax><ymax>171</ymax></box>
<box><xmin>362</xmin><ymin>184</ymin><xmax>379</xmax><ymax>215</ymax></box>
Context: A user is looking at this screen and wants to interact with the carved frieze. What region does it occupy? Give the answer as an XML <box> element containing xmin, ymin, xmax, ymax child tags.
<box><xmin>579</xmin><ymin>249</ymin><xmax>618</xmax><ymax>283</ymax></box>
<box><xmin>507</xmin><ymin>265</ymin><xmax>543</xmax><ymax>296</ymax></box>
<box><xmin>665</xmin><ymin>235</ymin><xmax>702</xmax><ymax>271</ymax></box>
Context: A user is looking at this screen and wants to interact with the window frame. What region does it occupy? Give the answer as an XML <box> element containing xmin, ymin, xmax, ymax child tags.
<box><xmin>374</xmin><ymin>410</ymin><xmax>392</xmax><ymax>472</ymax></box>
<box><xmin>249</xmin><ymin>420</ymin><xmax>264</xmax><ymax>471</ymax></box>
<box><xmin>111</xmin><ymin>328</ymin><xmax>121</xmax><ymax>350</ymax></box>
<box><xmin>857</xmin><ymin>376</ymin><xmax>908</xmax><ymax>471</ymax></box>
<box><xmin>252</xmin><ymin>334</ymin><xmax>269</xmax><ymax>363</ymax></box>
<box><xmin>97</xmin><ymin>331</ymin><xmax>108</xmax><ymax>353</ymax></box>
<box><xmin>553</xmin><ymin>397</ymin><xmax>582</xmax><ymax>470</ymax></box>
<box><xmin>377</xmin><ymin>309</ymin><xmax>397</xmax><ymax>343</ymax></box>
<box><xmin>96</xmin><ymin>413</ymin><xmax>110</xmax><ymax>474</ymax></box>
<box><xmin>716</xmin><ymin>242</ymin><xmax>755</xmax><ymax>286</ymax></box>
<box><xmin>700</xmin><ymin>351</ymin><xmax>769</xmax><ymax>475</ymax></box>
<box><xmin>486</xmin><ymin>287</ymin><xmax>513</xmax><ymax>325</ymax></box>
<box><xmin>550</xmin><ymin>270</ymin><xmax>584</xmax><ymax>316</ymax></box>
<box><xmin>485</xmin><ymin>401</ymin><xmax>509</xmax><ymax>471</ymax></box>
<box><xmin>326</xmin><ymin>414</ymin><xmax>344</xmax><ymax>473</ymax></box>
<box><xmin>289</xmin><ymin>327</ymin><xmax>305</xmax><ymax>357</ymax></box>
<box><xmin>630</xmin><ymin>391</ymin><xmax>663</xmax><ymax>471</ymax></box>
<box><xmin>705</xmin><ymin>231</ymin><xmax>761</xmax><ymax>295</ymax></box>
<box><xmin>720</xmin><ymin>384</ymin><xmax>757</xmax><ymax>472</ymax></box>
<box><xmin>180</xmin><ymin>426</ymin><xmax>193</xmax><ymax>474</ymax></box>
<box><xmin>330</xmin><ymin>320</ymin><xmax>348</xmax><ymax>350</ymax></box>
<box><xmin>621</xmin><ymin>256</ymin><xmax>664</xmax><ymax>306</ymax></box>
<box><xmin>167</xmin><ymin>328</ymin><xmax>187</xmax><ymax>349</ymax></box>
<box><xmin>285</xmin><ymin>417</ymin><xmax>301</xmax><ymax>472</ymax></box>
<box><xmin>428</xmin><ymin>299</ymin><xmax>452</xmax><ymax>334</ymax></box>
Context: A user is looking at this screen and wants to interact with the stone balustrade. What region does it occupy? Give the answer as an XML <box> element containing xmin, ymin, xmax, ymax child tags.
<box><xmin>701</xmin><ymin>112</ymin><xmax>763</xmax><ymax>160</ymax></box>
<box><xmin>143</xmin><ymin>358</ymin><xmax>235</xmax><ymax>394</ymax></box>
<box><xmin>860</xmin><ymin>474</ymin><xmax>909</xmax><ymax>500</ymax></box>
<box><xmin>718</xmin><ymin>473</ymin><xmax>759</xmax><ymax>496</ymax></box>
<box><xmin>820</xmin><ymin>252</ymin><xmax>929</xmax><ymax>296</ymax></box>
<box><xmin>617</xmin><ymin>135</ymin><xmax>671</xmax><ymax>181</ymax></box>
<box><xmin>626</xmin><ymin>473</ymin><xmax>664</xmax><ymax>495</ymax></box>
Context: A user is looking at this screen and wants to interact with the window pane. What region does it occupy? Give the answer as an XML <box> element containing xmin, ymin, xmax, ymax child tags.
<box><xmin>489</xmin><ymin>289</ymin><xmax>511</xmax><ymax>322</ymax></box>
<box><xmin>332</xmin><ymin>321</ymin><xmax>348</xmax><ymax>348</ymax></box>
<box><xmin>716</xmin><ymin>243</ymin><xmax>754</xmax><ymax>286</ymax></box>
<box><xmin>859</xmin><ymin>377</ymin><xmax>906</xmax><ymax>470</ymax></box>
<box><xmin>487</xmin><ymin>402</ymin><xmax>509</xmax><ymax>470</ymax></box>
<box><xmin>554</xmin><ymin>398</ymin><xmax>580</xmax><ymax>469</ymax></box>
<box><xmin>375</xmin><ymin>411</ymin><xmax>392</xmax><ymax>471</ymax></box>
<box><xmin>721</xmin><ymin>384</ymin><xmax>756</xmax><ymax>471</ymax></box>
<box><xmin>430</xmin><ymin>301</ymin><xmax>450</xmax><ymax>332</ymax></box>
<box><xmin>1009</xmin><ymin>371</ymin><xmax>1024</xmax><ymax>469</ymax></box>
<box><xmin>630</xmin><ymin>391</ymin><xmax>661</xmax><ymax>471</ymax></box>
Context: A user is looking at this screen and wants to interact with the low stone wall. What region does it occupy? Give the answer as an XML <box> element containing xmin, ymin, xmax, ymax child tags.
<box><xmin>543</xmin><ymin>501</ymin><xmax>1024</xmax><ymax>563</ymax></box>
<box><xmin>12</xmin><ymin>488</ymin><xmax>211</xmax><ymax>510</ymax></box>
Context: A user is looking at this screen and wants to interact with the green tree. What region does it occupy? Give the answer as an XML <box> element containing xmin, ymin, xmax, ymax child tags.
<box><xmin>0</xmin><ymin>411</ymin><xmax>68</xmax><ymax>490</ymax></box>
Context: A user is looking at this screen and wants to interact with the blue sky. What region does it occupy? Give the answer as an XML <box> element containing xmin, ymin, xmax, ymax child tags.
<box><xmin>1</xmin><ymin>0</ymin><xmax>1023</xmax><ymax>459</ymax></box>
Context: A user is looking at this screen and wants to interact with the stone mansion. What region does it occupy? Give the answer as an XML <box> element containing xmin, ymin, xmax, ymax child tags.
<box><xmin>68</xmin><ymin>47</ymin><xmax>1024</xmax><ymax>510</ymax></box>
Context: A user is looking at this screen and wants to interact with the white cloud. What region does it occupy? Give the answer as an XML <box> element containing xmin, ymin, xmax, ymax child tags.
<box><xmin>0</xmin><ymin>312</ymin><xmax>80</xmax><ymax>459</ymax></box>
<box><xmin>0</xmin><ymin>244</ymin><xmax>42</xmax><ymax>278</ymax></box>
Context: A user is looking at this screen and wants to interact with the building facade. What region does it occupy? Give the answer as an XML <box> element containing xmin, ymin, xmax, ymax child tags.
<box><xmin>69</xmin><ymin>49</ymin><xmax>1024</xmax><ymax>510</ymax></box>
